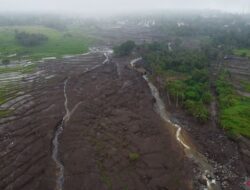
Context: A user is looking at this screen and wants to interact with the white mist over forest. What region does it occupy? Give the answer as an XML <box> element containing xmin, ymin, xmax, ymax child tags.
<box><xmin>1</xmin><ymin>0</ymin><xmax>250</xmax><ymax>15</ymax></box>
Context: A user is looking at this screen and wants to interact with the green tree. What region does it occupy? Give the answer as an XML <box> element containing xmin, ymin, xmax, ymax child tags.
<box><xmin>241</xmin><ymin>52</ymin><xmax>247</xmax><ymax>57</ymax></box>
<box><xmin>114</xmin><ymin>41</ymin><xmax>136</xmax><ymax>57</ymax></box>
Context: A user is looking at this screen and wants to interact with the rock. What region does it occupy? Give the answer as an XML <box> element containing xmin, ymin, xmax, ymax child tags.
<box><xmin>206</xmin><ymin>173</ymin><xmax>212</xmax><ymax>180</ymax></box>
<box><xmin>221</xmin><ymin>180</ymin><xmax>229</xmax><ymax>188</ymax></box>
<box><xmin>198</xmin><ymin>177</ymin><xmax>207</xmax><ymax>185</ymax></box>
<box><xmin>151</xmin><ymin>97</ymin><xmax>156</xmax><ymax>104</ymax></box>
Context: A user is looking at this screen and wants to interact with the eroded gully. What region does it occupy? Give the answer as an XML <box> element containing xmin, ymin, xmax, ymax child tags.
<box><xmin>131</xmin><ymin>57</ymin><xmax>221</xmax><ymax>190</ymax></box>
<box><xmin>51</xmin><ymin>50</ymin><xmax>111</xmax><ymax>190</ymax></box>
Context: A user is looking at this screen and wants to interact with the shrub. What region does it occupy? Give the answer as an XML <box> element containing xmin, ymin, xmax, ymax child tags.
<box><xmin>2</xmin><ymin>59</ymin><xmax>10</xmax><ymax>65</ymax></box>
<box><xmin>129</xmin><ymin>152</ymin><xmax>140</xmax><ymax>161</ymax></box>
<box><xmin>241</xmin><ymin>52</ymin><xmax>247</xmax><ymax>57</ymax></box>
<box><xmin>202</xmin><ymin>92</ymin><xmax>212</xmax><ymax>104</ymax></box>
<box><xmin>184</xmin><ymin>100</ymin><xmax>209</xmax><ymax>122</ymax></box>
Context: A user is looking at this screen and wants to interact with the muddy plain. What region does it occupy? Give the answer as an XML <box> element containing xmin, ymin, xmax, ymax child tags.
<box><xmin>0</xmin><ymin>49</ymin><xmax>196</xmax><ymax>190</ymax></box>
<box><xmin>0</xmin><ymin>21</ymin><xmax>250</xmax><ymax>190</ymax></box>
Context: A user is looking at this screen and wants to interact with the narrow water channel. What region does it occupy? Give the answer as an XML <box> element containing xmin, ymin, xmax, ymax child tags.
<box><xmin>52</xmin><ymin>78</ymin><xmax>69</xmax><ymax>190</ymax></box>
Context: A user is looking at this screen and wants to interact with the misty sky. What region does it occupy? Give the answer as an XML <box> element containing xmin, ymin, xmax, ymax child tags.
<box><xmin>1</xmin><ymin>0</ymin><xmax>250</xmax><ymax>14</ymax></box>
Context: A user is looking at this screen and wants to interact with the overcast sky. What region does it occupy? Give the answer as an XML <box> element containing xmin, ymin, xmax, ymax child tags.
<box><xmin>1</xmin><ymin>0</ymin><xmax>250</xmax><ymax>14</ymax></box>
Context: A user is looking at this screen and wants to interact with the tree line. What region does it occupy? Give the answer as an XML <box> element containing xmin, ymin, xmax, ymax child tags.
<box><xmin>15</xmin><ymin>31</ymin><xmax>48</xmax><ymax>47</ymax></box>
<box><xmin>140</xmin><ymin>42</ymin><xmax>215</xmax><ymax>122</ymax></box>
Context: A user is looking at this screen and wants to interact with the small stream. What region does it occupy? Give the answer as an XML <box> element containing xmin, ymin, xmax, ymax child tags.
<box><xmin>52</xmin><ymin>78</ymin><xmax>69</xmax><ymax>190</ymax></box>
<box><xmin>131</xmin><ymin>58</ymin><xmax>221</xmax><ymax>190</ymax></box>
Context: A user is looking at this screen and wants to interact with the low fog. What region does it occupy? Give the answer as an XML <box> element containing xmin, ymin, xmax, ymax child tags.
<box><xmin>1</xmin><ymin>0</ymin><xmax>250</xmax><ymax>15</ymax></box>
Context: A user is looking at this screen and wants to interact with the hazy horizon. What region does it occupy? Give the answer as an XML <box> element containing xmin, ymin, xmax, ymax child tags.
<box><xmin>1</xmin><ymin>0</ymin><xmax>250</xmax><ymax>15</ymax></box>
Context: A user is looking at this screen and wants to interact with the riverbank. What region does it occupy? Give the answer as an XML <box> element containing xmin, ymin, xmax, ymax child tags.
<box><xmin>148</xmin><ymin>70</ymin><xmax>248</xmax><ymax>190</ymax></box>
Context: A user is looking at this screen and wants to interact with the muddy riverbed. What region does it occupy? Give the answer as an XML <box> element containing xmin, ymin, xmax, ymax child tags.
<box><xmin>0</xmin><ymin>51</ymin><xmax>197</xmax><ymax>190</ymax></box>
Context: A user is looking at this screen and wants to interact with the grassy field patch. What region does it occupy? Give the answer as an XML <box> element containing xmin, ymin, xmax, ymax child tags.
<box><xmin>220</xmin><ymin>98</ymin><xmax>250</xmax><ymax>138</ymax></box>
<box><xmin>216</xmin><ymin>71</ymin><xmax>250</xmax><ymax>138</ymax></box>
<box><xmin>0</xmin><ymin>26</ymin><xmax>93</xmax><ymax>60</ymax></box>
<box><xmin>233</xmin><ymin>48</ymin><xmax>250</xmax><ymax>57</ymax></box>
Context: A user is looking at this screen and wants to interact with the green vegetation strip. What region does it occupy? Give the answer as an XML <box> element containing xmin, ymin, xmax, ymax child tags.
<box><xmin>0</xmin><ymin>84</ymin><xmax>19</xmax><ymax>118</ymax></box>
<box><xmin>216</xmin><ymin>71</ymin><xmax>250</xmax><ymax>138</ymax></box>
<box><xmin>0</xmin><ymin>110</ymin><xmax>12</xmax><ymax>117</ymax></box>
<box><xmin>0</xmin><ymin>86</ymin><xmax>11</xmax><ymax>105</ymax></box>
<box><xmin>0</xmin><ymin>64</ymin><xmax>37</xmax><ymax>74</ymax></box>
